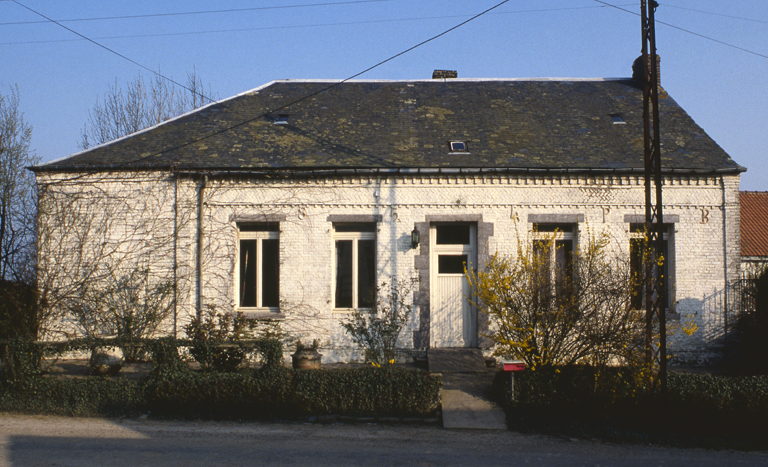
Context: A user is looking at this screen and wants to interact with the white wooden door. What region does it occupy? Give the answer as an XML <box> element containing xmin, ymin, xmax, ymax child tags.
<box><xmin>430</xmin><ymin>224</ymin><xmax>477</xmax><ymax>348</ymax></box>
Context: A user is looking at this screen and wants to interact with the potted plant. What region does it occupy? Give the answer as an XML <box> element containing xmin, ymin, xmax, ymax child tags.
<box><xmin>291</xmin><ymin>339</ymin><xmax>322</xmax><ymax>369</ymax></box>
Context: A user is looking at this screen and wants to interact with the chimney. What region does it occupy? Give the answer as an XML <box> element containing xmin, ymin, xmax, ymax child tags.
<box><xmin>632</xmin><ymin>55</ymin><xmax>661</xmax><ymax>87</ymax></box>
<box><xmin>432</xmin><ymin>70</ymin><xmax>458</xmax><ymax>79</ymax></box>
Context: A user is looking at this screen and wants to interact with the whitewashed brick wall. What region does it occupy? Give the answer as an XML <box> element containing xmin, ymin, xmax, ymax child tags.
<box><xmin>37</xmin><ymin>171</ymin><xmax>741</xmax><ymax>364</ymax></box>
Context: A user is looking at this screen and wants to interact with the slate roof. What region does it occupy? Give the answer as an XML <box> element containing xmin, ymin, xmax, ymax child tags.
<box><xmin>34</xmin><ymin>78</ymin><xmax>743</xmax><ymax>174</ymax></box>
<box><xmin>741</xmin><ymin>192</ymin><xmax>768</xmax><ymax>258</ymax></box>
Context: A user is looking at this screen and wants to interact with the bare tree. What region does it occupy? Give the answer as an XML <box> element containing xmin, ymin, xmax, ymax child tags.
<box><xmin>0</xmin><ymin>85</ymin><xmax>39</xmax><ymax>283</ymax></box>
<box><xmin>78</xmin><ymin>68</ymin><xmax>217</xmax><ymax>150</ymax></box>
<box><xmin>35</xmin><ymin>171</ymin><xmax>202</xmax><ymax>340</ymax></box>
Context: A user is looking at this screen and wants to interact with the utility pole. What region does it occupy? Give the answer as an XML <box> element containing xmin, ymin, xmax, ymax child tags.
<box><xmin>641</xmin><ymin>0</ymin><xmax>667</xmax><ymax>393</ymax></box>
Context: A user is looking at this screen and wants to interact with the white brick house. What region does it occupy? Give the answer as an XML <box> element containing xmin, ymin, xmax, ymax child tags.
<box><xmin>32</xmin><ymin>69</ymin><xmax>744</xmax><ymax>363</ymax></box>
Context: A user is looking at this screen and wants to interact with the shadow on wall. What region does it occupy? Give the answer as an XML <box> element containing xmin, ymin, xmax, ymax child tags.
<box><xmin>673</xmin><ymin>285</ymin><xmax>739</xmax><ymax>366</ymax></box>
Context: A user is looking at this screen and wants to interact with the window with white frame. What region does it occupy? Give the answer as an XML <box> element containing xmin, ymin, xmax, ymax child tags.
<box><xmin>333</xmin><ymin>223</ymin><xmax>376</xmax><ymax>309</ymax></box>
<box><xmin>532</xmin><ymin>223</ymin><xmax>576</xmax><ymax>304</ymax></box>
<box><xmin>629</xmin><ymin>223</ymin><xmax>672</xmax><ymax>309</ymax></box>
<box><xmin>238</xmin><ymin>223</ymin><xmax>279</xmax><ymax>310</ymax></box>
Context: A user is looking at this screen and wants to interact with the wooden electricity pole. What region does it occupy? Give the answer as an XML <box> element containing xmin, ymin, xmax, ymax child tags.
<box><xmin>641</xmin><ymin>0</ymin><xmax>667</xmax><ymax>393</ymax></box>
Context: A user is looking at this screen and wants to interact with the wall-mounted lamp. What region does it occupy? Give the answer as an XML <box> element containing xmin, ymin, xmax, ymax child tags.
<box><xmin>411</xmin><ymin>227</ymin><xmax>420</xmax><ymax>249</ymax></box>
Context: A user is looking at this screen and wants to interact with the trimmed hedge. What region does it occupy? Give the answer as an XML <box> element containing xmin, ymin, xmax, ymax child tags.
<box><xmin>1</xmin><ymin>378</ymin><xmax>145</xmax><ymax>417</ymax></box>
<box><xmin>1</xmin><ymin>336</ymin><xmax>440</xmax><ymax>420</ymax></box>
<box><xmin>292</xmin><ymin>367</ymin><xmax>441</xmax><ymax>416</ymax></box>
<box><xmin>144</xmin><ymin>369</ymin><xmax>294</xmax><ymax>419</ymax></box>
<box><xmin>0</xmin><ymin>368</ymin><xmax>441</xmax><ymax>420</ymax></box>
<box><xmin>144</xmin><ymin>367</ymin><xmax>440</xmax><ymax>419</ymax></box>
<box><xmin>496</xmin><ymin>366</ymin><xmax>768</xmax><ymax>449</ymax></box>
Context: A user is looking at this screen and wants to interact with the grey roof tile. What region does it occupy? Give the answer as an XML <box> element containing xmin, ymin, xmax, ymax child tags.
<box><xmin>34</xmin><ymin>78</ymin><xmax>743</xmax><ymax>174</ymax></box>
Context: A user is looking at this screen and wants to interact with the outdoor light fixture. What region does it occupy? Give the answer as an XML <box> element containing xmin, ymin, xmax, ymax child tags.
<box><xmin>411</xmin><ymin>227</ymin><xmax>420</xmax><ymax>249</ymax></box>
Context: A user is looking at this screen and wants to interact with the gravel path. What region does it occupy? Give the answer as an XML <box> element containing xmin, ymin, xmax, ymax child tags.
<box><xmin>1</xmin><ymin>414</ymin><xmax>767</xmax><ymax>467</ymax></box>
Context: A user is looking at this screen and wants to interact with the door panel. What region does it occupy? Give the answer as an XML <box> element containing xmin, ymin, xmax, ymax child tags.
<box><xmin>430</xmin><ymin>224</ymin><xmax>477</xmax><ymax>348</ymax></box>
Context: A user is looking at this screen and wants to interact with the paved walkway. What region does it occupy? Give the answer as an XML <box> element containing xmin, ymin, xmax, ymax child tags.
<box><xmin>429</xmin><ymin>349</ymin><xmax>507</xmax><ymax>430</ymax></box>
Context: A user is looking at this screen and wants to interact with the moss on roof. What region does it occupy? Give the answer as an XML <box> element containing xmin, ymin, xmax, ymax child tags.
<box><xmin>35</xmin><ymin>79</ymin><xmax>743</xmax><ymax>174</ymax></box>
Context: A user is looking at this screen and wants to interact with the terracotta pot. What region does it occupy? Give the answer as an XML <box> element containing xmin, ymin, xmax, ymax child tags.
<box><xmin>292</xmin><ymin>348</ymin><xmax>322</xmax><ymax>369</ymax></box>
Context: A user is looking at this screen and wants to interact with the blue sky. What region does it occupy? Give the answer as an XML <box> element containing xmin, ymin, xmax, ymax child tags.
<box><xmin>1</xmin><ymin>0</ymin><xmax>766</xmax><ymax>190</ymax></box>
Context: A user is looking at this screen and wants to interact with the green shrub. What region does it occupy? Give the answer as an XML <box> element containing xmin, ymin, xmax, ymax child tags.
<box><xmin>340</xmin><ymin>276</ymin><xmax>417</xmax><ymax>366</ymax></box>
<box><xmin>736</xmin><ymin>268</ymin><xmax>768</xmax><ymax>374</ymax></box>
<box><xmin>184</xmin><ymin>306</ymin><xmax>254</xmax><ymax>371</ymax></box>
<box><xmin>145</xmin><ymin>368</ymin><xmax>293</xmax><ymax>419</ymax></box>
<box><xmin>293</xmin><ymin>367</ymin><xmax>441</xmax><ymax>416</ymax></box>
<box><xmin>1</xmin><ymin>336</ymin><xmax>42</xmax><ymax>385</ymax></box>
<box><xmin>145</xmin><ymin>366</ymin><xmax>440</xmax><ymax>420</ymax></box>
<box><xmin>0</xmin><ymin>377</ymin><xmax>145</xmax><ymax>417</ymax></box>
<box><xmin>148</xmin><ymin>337</ymin><xmax>191</xmax><ymax>378</ymax></box>
<box><xmin>0</xmin><ymin>280</ymin><xmax>38</xmax><ymax>340</ymax></box>
<box><xmin>497</xmin><ymin>366</ymin><xmax>768</xmax><ymax>449</ymax></box>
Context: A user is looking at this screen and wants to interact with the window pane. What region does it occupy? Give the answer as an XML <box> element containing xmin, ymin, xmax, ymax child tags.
<box><xmin>335</xmin><ymin>240</ymin><xmax>353</xmax><ymax>308</ymax></box>
<box><xmin>658</xmin><ymin>240</ymin><xmax>669</xmax><ymax>308</ymax></box>
<box><xmin>436</xmin><ymin>224</ymin><xmax>470</xmax><ymax>244</ymax></box>
<box><xmin>630</xmin><ymin>238</ymin><xmax>644</xmax><ymax>309</ymax></box>
<box><xmin>555</xmin><ymin>240</ymin><xmax>573</xmax><ymax>299</ymax></box>
<box><xmin>438</xmin><ymin>255</ymin><xmax>467</xmax><ymax>274</ymax></box>
<box><xmin>630</xmin><ymin>238</ymin><xmax>670</xmax><ymax>308</ymax></box>
<box><xmin>358</xmin><ymin>239</ymin><xmax>376</xmax><ymax>308</ymax></box>
<box><xmin>240</xmin><ymin>239</ymin><xmax>257</xmax><ymax>307</ymax></box>
<box><xmin>262</xmin><ymin>239</ymin><xmax>279</xmax><ymax>307</ymax></box>
<box><xmin>533</xmin><ymin>240</ymin><xmax>552</xmax><ymax>298</ymax></box>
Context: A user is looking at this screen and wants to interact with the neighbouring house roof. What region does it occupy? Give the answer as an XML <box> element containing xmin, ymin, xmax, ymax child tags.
<box><xmin>33</xmin><ymin>77</ymin><xmax>744</xmax><ymax>174</ymax></box>
<box><xmin>741</xmin><ymin>191</ymin><xmax>768</xmax><ymax>258</ymax></box>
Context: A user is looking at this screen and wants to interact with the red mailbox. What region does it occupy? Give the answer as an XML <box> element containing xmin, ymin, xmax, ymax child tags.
<box><xmin>501</xmin><ymin>360</ymin><xmax>526</xmax><ymax>402</ymax></box>
<box><xmin>502</xmin><ymin>361</ymin><xmax>526</xmax><ymax>372</ymax></box>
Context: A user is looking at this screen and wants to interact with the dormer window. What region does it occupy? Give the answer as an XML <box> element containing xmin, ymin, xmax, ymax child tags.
<box><xmin>449</xmin><ymin>141</ymin><xmax>468</xmax><ymax>153</ymax></box>
<box><xmin>610</xmin><ymin>114</ymin><xmax>626</xmax><ymax>125</ymax></box>
<box><xmin>273</xmin><ymin>114</ymin><xmax>289</xmax><ymax>125</ymax></box>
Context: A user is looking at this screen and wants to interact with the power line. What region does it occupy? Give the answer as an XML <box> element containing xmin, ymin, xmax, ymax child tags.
<box><xmin>664</xmin><ymin>4</ymin><xmax>768</xmax><ymax>25</ymax></box>
<box><xmin>593</xmin><ymin>0</ymin><xmax>768</xmax><ymax>60</ymax></box>
<box><xmin>127</xmin><ymin>0</ymin><xmax>512</xmax><ymax>166</ymax></box>
<box><xmin>0</xmin><ymin>0</ymin><xmax>392</xmax><ymax>26</ymax></box>
<box><xmin>10</xmin><ymin>1</ymin><xmax>217</xmax><ymax>105</ymax></box>
<box><xmin>1</xmin><ymin>5</ymin><xmax>635</xmax><ymax>46</ymax></box>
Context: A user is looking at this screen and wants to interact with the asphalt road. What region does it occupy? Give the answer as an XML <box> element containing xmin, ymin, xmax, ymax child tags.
<box><xmin>1</xmin><ymin>414</ymin><xmax>766</xmax><ymax>467</ymax></box>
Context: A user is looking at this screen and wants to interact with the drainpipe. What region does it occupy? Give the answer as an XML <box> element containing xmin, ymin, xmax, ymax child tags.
<box><xmin>172</xmin><ymin>170</ymin><xmax>179</xmax><ymax>338</ymax></box>
<box><xmin>196</xmin><ymin>174</ymin><xmax>208</xmax><ymax>320</ymax></box>
<box><xmin>720</xmin><ymin>176</ymin><xmax>729</xmax><ymax>358</ymax></box>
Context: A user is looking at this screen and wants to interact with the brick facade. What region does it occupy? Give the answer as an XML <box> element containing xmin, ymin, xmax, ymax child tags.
<box><xmin>37</xmin><ymin>170</ymin><xmax>741</xmax><ymax>364</ymax></box>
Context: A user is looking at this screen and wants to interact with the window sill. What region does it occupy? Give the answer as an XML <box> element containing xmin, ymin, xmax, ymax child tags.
<box><xmin>333</xmin><ymin>308</ymin><xmax>374</xmax><ymax>314</ymax></box>
<box><xmin>239</xmin><ymin>309</ymin><xmax>285</xmax><ymax>320</ymax></box>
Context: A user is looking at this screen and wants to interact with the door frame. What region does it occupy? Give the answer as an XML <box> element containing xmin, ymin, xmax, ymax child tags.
<box><xmin>429</xmin><ymin>222</ymin><xmax>477</xmax><ymax>348</ymax></box>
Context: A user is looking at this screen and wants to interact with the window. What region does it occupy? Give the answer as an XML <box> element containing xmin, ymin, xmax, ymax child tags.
<box><xmin>238</xmin><ymin>223</ymin><xmax>279</xmax><ymax>310</ymax></box>
<box><xmin>532</xmin><ymin>223</ymin><xmax>576</xmax><ymax>305</ymax></box>
<box><xmin>448</xmin><ymin>141</ymin><xmax>468</xmax><ymax>153</ymax></box>
<box><xmin>610</xmin><ymin>114</ymin><xmax>626</xmax><ymax>125</ymax></box>
<box><xmin>333</xmin><ymin>223</ymin><xmax>376</xmax><ymax>309</ymax></box>
<box><xmin>629</xmin><ymin>223</ymin><xmax>672</xmax><ymax>309</ymax></box>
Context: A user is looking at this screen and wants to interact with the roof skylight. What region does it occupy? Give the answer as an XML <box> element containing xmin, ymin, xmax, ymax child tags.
<box><xmin>449</xmin><ymin>141</ymin><xmax>468</xmax><ymax>153</ymax></box>
<box><xmin>610</xmin><ymin>114</ymin><xmax>626</xmax><ymax>125</ymax></box>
